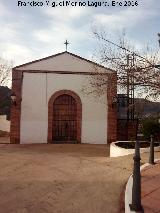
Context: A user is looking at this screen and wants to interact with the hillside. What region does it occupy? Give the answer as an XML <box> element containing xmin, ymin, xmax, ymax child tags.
<box><xmin>118</xmin><ymin>94</ymin><xmax>160</xmax><ymax>119</ymax></box>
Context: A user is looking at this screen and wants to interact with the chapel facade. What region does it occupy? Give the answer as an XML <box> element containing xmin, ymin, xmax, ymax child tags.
<box><xmin>10</xmin><ymin>51</ymin><xmax>117</xmax><ymax>144</ymax></box>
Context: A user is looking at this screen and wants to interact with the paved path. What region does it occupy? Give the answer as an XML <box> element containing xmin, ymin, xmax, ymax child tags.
<box><xmin>0</xmin><ymin>142</ymin><xmax>160</xmax><ymax>213</ymax></box>
<box><xmin>141</xmin><ymin>161</ymin><xmax>160</xmax><ymax>213</ymax></box>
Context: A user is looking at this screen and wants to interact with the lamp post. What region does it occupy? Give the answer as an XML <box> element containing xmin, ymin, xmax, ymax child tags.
<box><xmin>129</xmin><ymin>119</ymin><xmax>144</xmax><ymax>212</ymax></box>
<box><xmin>112</xmin><ymin>95</ymin><xmax>118</xmax><ymax>108</ymax></box>
<box><xmin>158</xmin><ymin>33</ymin><xmax>160</xmax><ymax>47</ymax></box>
<box><xmin>154</xmin><ymin>64</ymin><xmax>160</xmax><ymax>69</ymax></box>
<box><xmin>10</xmin><ymin>93</ymin><xmax>17</xmax><ymax>106</ymax></box>
<box><xmin>149</xmin><ymin>134</ymin><xmax>155</xmax><ymax>165</ymax></box>
<box><xmin>158</xmin><ymin>117</ymin><xmax>160</xmax><ymax>146</ymax></box>
<box><xmin>149</xmin><ymin>118</ymin><xmax>160</xmax><ymax>164</ymax></box>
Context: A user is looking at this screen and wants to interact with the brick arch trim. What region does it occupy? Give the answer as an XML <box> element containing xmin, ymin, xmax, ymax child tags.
<box><xmin>48</xmin><ymin>90</ymin><xmax>82</xmax><ymax>143</ymax></box>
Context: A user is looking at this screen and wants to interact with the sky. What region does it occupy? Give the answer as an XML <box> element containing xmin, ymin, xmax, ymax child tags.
<box><xmin>0</xmin><ymin>0</ymin><xmax>160</xmax><ymax>66</ymax></box>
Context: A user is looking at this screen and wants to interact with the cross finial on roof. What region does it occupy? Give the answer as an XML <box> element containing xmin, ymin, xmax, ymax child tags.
<box><xmin>64</xmin><ymin>39</ymin><xmax>69</xmax><ymax>51</ymax></box>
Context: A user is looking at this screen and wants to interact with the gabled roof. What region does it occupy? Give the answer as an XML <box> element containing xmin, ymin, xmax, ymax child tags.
<box><xmin>13</xmin><ymin>51</ymin><xmax>115</xmax><ymax>73</ymax></box>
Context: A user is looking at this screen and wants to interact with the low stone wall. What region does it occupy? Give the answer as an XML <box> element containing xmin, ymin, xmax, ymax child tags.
<box><xmin>0</xmin><ymin>115</ymin><xmax>10</xmax><ymax>132</ymax></box>
<box><xmin>110</xmin><ymin>141</ymin><xmax>160</xmax><ymax>157</ymax></box>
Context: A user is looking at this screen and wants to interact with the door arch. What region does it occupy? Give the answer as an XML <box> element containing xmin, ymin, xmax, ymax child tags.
<box><xmin>53</xmin><ymin>94</ymin><xmax>77</xmax><ymax>142</ymax></box>
<box><xmin>48</xmin><ymin>90</ymin><xmax>82</xmax><ymax>143</ymax></box>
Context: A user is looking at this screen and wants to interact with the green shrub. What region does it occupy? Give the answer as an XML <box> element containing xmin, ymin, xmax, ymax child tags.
<box><xmin>142</xmin><ymin>118</ymin><xmax>160</xmax><ymax>140</ymax></box>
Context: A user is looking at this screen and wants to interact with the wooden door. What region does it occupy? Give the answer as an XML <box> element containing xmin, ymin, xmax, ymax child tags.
<box><xmin>53</xmin><ymin>94</ymin><xmax>77</xmax><ymax>142</ymax></box>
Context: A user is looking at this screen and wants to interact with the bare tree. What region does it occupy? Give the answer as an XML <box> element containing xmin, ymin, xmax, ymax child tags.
<box><xmin>0</xmin><ymin>57</ymin><xmax>12</xmax><ymax>87</ymax></box>
<box><xmin>89</xmin><ymin>30</ymin><xmax>160</xmax><ymax>101</ymax></box>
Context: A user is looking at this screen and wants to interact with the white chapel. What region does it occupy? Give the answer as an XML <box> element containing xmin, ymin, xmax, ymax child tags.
<box><xmin>10</xmin><ymin>51</ymin><xmax>117</xmax><ymax>144</ymax></box>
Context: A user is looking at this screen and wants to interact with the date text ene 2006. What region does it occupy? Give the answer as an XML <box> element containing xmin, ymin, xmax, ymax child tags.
<box><xmin>112</xmin><ymin>1</ymin><xmax>138</xmax><ymax>6</ymax></box>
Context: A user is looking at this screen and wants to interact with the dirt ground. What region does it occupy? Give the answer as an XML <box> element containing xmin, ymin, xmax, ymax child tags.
<box><xmin>0</xmin><ymin>142</ymin><xmax>160</xmax><ymax>213</ymax></box>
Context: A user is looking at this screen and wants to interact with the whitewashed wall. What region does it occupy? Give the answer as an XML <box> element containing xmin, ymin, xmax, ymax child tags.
<box><xmin>20</xmin><ymin>73</ymin><xmax>108</xmax><ymax>144</ymax></box>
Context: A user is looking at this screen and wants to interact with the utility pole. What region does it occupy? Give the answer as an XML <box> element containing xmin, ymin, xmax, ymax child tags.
<box><xmin>124</xmin><ymin>53</ymin><xmax>136</xmax><ymax>140</ymax></box>
<box><xmin>126</xmin><ymin>53</ymin><xmax>135</xmax><ymax>121</ymax></box>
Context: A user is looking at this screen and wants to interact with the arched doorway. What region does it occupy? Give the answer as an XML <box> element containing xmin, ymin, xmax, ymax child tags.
<box><xmin>48</xmin><ymin>90</ymin><xmax>82</xmax><ymax>143</ymax></box>
<box><xmin>53</xmin><ymin>94</ymin><xmax>77</xmax><ymax>142</ymax></box>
